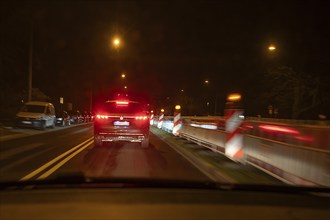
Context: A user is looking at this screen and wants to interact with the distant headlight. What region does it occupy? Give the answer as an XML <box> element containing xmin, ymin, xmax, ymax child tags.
<box><xmin>57</xmin><ymin>118</ymin><xmax>63</xmax><ymax>120</ymax></box>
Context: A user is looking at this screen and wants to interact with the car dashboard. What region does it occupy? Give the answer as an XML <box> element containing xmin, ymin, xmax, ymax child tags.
<box><xmin>1</xmin><ymin>186</ymin><xmax>329</xmax><ymax>220</ymax></box>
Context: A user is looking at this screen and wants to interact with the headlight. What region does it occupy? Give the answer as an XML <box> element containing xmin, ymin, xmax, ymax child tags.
<box><xmin>57</xmin><ymin>118</ymin><xmax>63</xmax><ymax>121</ymax></box>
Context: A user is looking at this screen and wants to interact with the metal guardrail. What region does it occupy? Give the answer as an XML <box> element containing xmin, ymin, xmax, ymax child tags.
<box><xmin>244</xmin><ymin>135</ymin><xmax>330</xmax><ymax>186</ymax></box>
<box><xmin>246</xmin><ymin>117</ymin><xmax>330</xmax><ymax>127</ymax></box>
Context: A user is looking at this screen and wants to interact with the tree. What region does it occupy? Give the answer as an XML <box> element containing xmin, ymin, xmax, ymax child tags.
<box><xmin>262</xmin><ymin>66</ymin><xmax>324</xmax><ymax>119</ymax></box>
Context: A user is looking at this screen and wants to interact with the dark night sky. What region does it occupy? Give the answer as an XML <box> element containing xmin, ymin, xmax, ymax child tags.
<box><xmin>1</xmin><ymin>0</ymin><xmax>330</xmax><ymax>116</ymax></box>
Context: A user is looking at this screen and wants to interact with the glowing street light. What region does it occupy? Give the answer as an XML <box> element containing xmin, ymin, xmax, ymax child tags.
<box><xmin>121</xmin><ymin>73</ymin><xmax>126</xmax><ymax>78</ymax></box>
<box><xmin>113</xmin><ymin>37</ymin><xmax>120</xmax><ymax>48</ymax></box>
<box><xmin>161</xmin><ymin>109</ymin><xmax>165</xmax><ymax>113</ymax></box>
<box><xmin>175</xmin><ymin>105</ymin><xmax>181</xmax><ymax>110</ymax></box>
<box><xmin>268</xmin><ymin>44</ymin><xmax>276</xmax><ymax>52</ymax></box>
<box><xmin>124</xmin><ymin>86</ymin><xmax>127</xmax><ymax>89</ymax></box>
<box><xmin>204</xmin><ymin>80</ymin><xmax>209</xmax><ymax>84</ymax></box>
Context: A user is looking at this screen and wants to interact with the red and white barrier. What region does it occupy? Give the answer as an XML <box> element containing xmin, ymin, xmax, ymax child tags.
<box><xmin>158</xmin><ymin>113</ymin><xmax>164</xmax><ymax>129</ymax></box>
<box><xmin>172</xmin><ymin>107</ymin><xmax>182</xmax><ymax>136</ymax></box>
<box><xmin>150</xmin><ymin>111</ymin><xmax>154</xmax><ymax>125</ymax></box>
<box><xmin>225</xmin><ymin>109</ymin><xmax>244</xmax><ymax>160</ymax></box>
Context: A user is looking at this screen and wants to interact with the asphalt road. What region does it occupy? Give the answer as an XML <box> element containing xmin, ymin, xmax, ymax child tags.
<box><xmin>0</xmin><ymin>124</ymin><xmax>210</xmax><ymax>182</ymax></box>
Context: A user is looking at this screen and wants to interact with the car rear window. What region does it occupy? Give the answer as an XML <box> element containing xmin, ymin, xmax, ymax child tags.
<box><xmin>102</xmin><ymin>101</ymin><xmax>146</xmax><ymax>114</ymax></box>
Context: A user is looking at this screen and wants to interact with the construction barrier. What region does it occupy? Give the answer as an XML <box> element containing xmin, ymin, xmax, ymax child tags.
<box><xmin>149</xmin><ymin>111</ymin><xmax>154</xmax><ymax>125</ymax></box>
<box><xmin>152</xmin><ymin>116</ymin><xmax>330</xmax><ymax>187</ymax></box>
<box><xmin>225</xmin><ymin>109</ymin><xmax>244</xmax><ymax>160</ymax></box>
<box><xmin>172</xmin><ymin>105</ymin><xmax>182</xmax><ymax>136</ymax></box>
<box><xmin>244</xmin><ymin>135</ymin><xmax>330</xmax><ymax>186</ymax></box>
<box><xmin>157</xmin><ymin>113</ymin><xmax>164</xmax><ymax>129</ymax></box>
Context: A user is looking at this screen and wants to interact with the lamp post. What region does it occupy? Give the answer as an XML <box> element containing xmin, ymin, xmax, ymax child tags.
<box><xmin>204</xmin><ymin>79</ymin><xmax>217</xmax><ymax>115</ymax></box>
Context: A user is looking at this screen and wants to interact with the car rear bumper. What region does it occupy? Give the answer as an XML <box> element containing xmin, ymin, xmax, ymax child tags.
<box><xmin>94</xmin><ymin>132</ymin><xmax>148</xmax><ymax>143</ymax></box>
<box><xmin>94</xmin><ymin>118</ymin><xmax>150</xmax><ymax>143</ymax></box>
<box><xmin>94</xmin><ymin>124</ymin><xmax>150</xmax><ymax>143</ymax></box>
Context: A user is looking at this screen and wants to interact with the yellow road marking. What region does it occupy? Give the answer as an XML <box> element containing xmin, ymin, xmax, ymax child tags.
<box><xmin>37</xmin><ymin>140</ymin><xmax>93</xmax><ymax>180</ymax></box>
<box><xmin>19</xmin><ymin>137</ymin><xmax>93</xmax><ymax>181</ymax></box>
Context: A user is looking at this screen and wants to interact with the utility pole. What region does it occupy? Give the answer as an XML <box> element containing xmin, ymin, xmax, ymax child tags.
<box><xmin>214</xmin><ymin>93</ymin><xmax>218</xmax><ymax>115</ymax></box>
<box><xmin>89</xmin><ymin>88</ymin><xmax>93</xmax><ymax>112</ymax></box>
<box><xmin>28</xmin><ymin>21</ymin><xmax>33</xmax><ymax>101</ymax></box>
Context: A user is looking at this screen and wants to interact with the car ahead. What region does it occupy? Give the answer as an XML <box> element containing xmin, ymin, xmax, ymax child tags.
<box><xmin>94</xmin><ymin>100</ymin><xmax>150</xmax><ymax>148</ymax></box>
<box><xmin>55</xmin><ymin>111</ymin><xmax>70</xmax><ymax>126</ymax></box>
<box><xmin>15</xmin><ymin>101</ymin><xmax>56</xmax><ymax>130</ymax></box>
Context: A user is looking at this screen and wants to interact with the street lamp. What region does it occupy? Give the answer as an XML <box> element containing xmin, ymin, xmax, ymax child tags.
<box><xmin>113</xmin><ymin>37</ymin><xmax>120</xmax><ymax>48</ymax></box>
<box><xmin>203</xmin><ymin>79</ymin><xmax>214</xmax><ymax>115</ymax></box>
<box><xmin>206</xmin><ymin>102</ymin><xmax>210</xmax><ymax>115</ymax></box>
<box><xmin>121</xmin><ymin>73</ymin><xmax>126</xmax><ymax>78</ymax></box>
<box><xmin>268</xmin><ymin>44</ymin><xmax>276</xmax><ymax>52</ymax></box>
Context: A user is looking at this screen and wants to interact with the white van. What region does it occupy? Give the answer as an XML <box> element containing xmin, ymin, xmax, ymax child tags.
<box><xmin>15</xmin><ymin>101</ymin><xmax>56</xmax><ymax>130</ymax></box>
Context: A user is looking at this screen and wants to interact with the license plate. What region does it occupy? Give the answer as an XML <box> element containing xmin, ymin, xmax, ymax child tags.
<box><xmin>114</xmin><ymin>121</ymin><xmax>129</xmax><ymax>126</ymax></box>
<box><xmin>22</xmin><ymin>121</ymin><xmax>32</xmax><ymax>124</ymax></box>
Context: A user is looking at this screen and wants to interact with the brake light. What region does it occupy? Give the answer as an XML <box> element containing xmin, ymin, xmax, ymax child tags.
<box><xmin>96</xmin><ymin>114</ymin><xmax>109</xmax><ymax>119</ymax></box>
<box><xmin>116</xmin><ymin>101</ymin><xmax>129</xmax><ymax>105</ymax></box>
<box><xmin>135</xmin><ymin>116</ymin><xmax>148</xmax><ymax>120</ymax></box>
<box><xmin>259</xmin><ymin>124</ymin><xmax>299</xmax><ymax>134</ymax></box>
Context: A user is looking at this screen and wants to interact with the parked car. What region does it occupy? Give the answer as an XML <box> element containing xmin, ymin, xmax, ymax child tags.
<box><xmin>55</xmin><ymin>111</ymin><xmax>70</xmax><ymax>126</ymax></box>
<box><xmin>82</xmin><ymin>111</ymin><xmax>94</xmax><ymax>123</ymax></box>
<box><xmin>15</xmin><ymin>101</ymin><xmax>56</xmax><ymax>130</ymax></box>
<box><xmin>82</xmin><ymin>111</ymin><xmax>90</xmax><ymax>123</ymax></box>
<box><xmin>68</xmin><ymin>110</ymin><xmax>84</xmax><ymax>124</ymax></box>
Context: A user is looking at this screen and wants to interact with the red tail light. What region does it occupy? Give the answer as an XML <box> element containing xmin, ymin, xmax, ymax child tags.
<box><xmin>259</xmin><ymin>124</ymin><xmax>299</xmax><ymax>134</ymax></box>
<box><xmin>135</xmin><ymin>116</ymin><xmax>148</xmax><ymax>120</ymax></box>
<box><xmin>96</xmin><ymin>114</ymin><xmax>109</xmax><ymax>119</ymax></box>
<box><xmin>116</xmin><ymin>100</ymin><xmax>129</xmax><ymax>106</ymax></box>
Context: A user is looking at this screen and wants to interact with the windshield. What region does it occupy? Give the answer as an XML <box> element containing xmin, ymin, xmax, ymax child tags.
<box><xmin>1</xmin><ymin>0</ymin><xmax>329</xmax><ymax>191</ymax></box>
<box><xmin>20</xmin><ymin>105</ymin><xmax>45</xmax><ymax>114</ymax></box>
